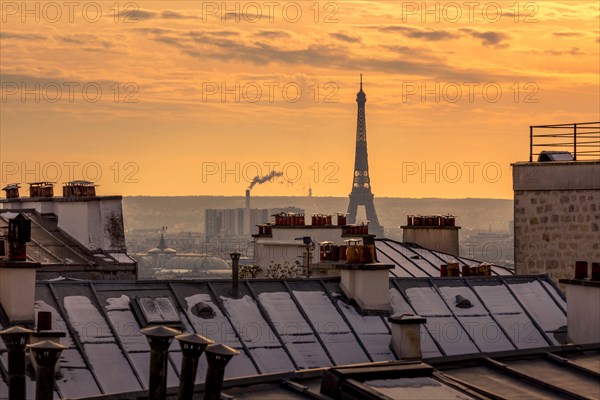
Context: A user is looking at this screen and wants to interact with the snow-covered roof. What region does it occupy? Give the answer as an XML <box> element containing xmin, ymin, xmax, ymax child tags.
<box><xmin>0</xmin><ymin>210</ymin><xmax>136</xmax><ymax>280</ymax></box>
<box><xmin>0</xmin><ymin>275</ymin><xmax>566</xmax><ymax>398</ymax></box>
<box><xmin>375</xmin><ymin>238</ymin><xmax>514</xmax><ymax>277</ymax></box>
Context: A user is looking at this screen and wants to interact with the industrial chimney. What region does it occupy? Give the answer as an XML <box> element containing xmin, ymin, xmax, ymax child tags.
<box><xmin>244</xmin><ymin>190</ymin><xmax>251</xmax><ymax>235</ymax></box>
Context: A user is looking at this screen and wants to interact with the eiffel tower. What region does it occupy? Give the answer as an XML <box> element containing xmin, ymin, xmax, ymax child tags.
<box><xmin>347</xmin><ymin>75</ymin><xmax>384</xmax><ymax>237</ymax></box>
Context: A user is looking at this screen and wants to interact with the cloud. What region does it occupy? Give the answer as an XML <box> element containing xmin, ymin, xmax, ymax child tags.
<box><xmin>373</xmin><ymin>25</ymin><xmax>458</xmax><ymax>41</ymax></box>
<box><xmin>459</xmin><ymin>29</ymin><xmax>510</xmax><ymax>48</ymax></box>
<box><xmin>545</xmin><ymin>47</ymin><xmax>585</xmax><ymax>56</ymax></box>
<box><xmin>222</xmin><ymin>12</ymin><xmax>262</xmax><ymax>21</ymax></box>
<box><xmin>552</xmin><ymin>31</ymin><xmax>584</xmax><ymax>38</ymax></box>
<box><xmin>330</xmin><ymin>32</ymin><xmax>362</xmax><ymax>43</ymax></box>
<box><xmin>208</xmin><ymin>30</ymin><xmax>241</xmax><ymax>37</ymax></box>
<box><xmin>0</xmin><ymin>32</ymin><xmax>46</xmax><ymax>41</ymax></box>
<box><xmin>141</xmin><ymin>28</ymin><xmax>523</xmax><ymax>82</ymax></box>
<box><xmin>58</xmin><ymin>34</ymin><xmax>114</xmax><ymax>49</ymax></box>
<box><xmin>121</xmin><ymin>9</ymin><xmax>157</xmax><ymax>21</ymax></box>
<box><xmin>370</xmin><ymin>25</ymin><xmax>510</xmax><ymax>47</ymax></box>
<box><xmin>254</xmin><ymin>30</ymin><xmax>291</xmax><ymax>40</ymax></box>
<box><xmin>118</xmin><ymin>9</ymin><xmax>199</xmax><ymax>21</ymax></box>
<box><xmin>161</xmin><ymin>10</ymin><xmax>199</xmax><ymax>20</ymax></box>
<box><xmin>381</xmin><ymin>45</ymin><xmax>444</xmax><ymax>60</ymax></box>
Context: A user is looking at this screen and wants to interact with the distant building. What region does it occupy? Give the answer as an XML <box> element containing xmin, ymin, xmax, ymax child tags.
<box><xmin>133</xmin><ymin>233</ymin><xmax>230</xmax><ymax>279</ymax></box>
<box><xmin>462</xmin><ymin>230</ymin><xmax>514</xmax><ymax>268</ymax></box>
<box><xmin>162</xmin><ymin>231</ymin><xmax>203</xmax><ymax>252</ymax></box>
<box><xmin>204</xmin><ymin>208</ymin><xmax>268</xmax><ymax>241</ymax></box>
<box><xmin>270</xmin><ymin>206</ymin><xmax>305</xmax><ymax>215</ymax></box>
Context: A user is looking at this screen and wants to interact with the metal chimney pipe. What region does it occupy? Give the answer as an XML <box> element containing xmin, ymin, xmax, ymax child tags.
<box><xmin>203</xmin><ymin>344</ymin><xmax>239</xmax><ymax>400</ymax></box>
<box><xmin>27</xmin><ymin>340</ymin><xmax>65</xmax><ymax>400</ymax></box>
<box><xmin>230</xmin><ymin>252</ymin><xmax>241</xmax><ymax>297</ymax></box>
<box><xmin>37</xmin><ymin>311</ymin><xmax>52</xmax><ymax>332</ymax></box>
<box><xmin>592</xmin><ymin>262</ymin><xmax>600</xmax><ymax>281</ymax></box>
<box><xmin>1</xmin><ymin>326</ymin><xmax>34</xmax><ymax>400</ymax></box>
<box><xmin>141</xmin><ymin>325</ymin><xmax>181</xmax><ymax>400</ymax></box>
<box><xmin>7</xmin><ymin>213</ymin><xmax>31</xmax><ymax>261</ymax></box>
<box><xmin>575</xmin><ymin>261</ymin><xmax>588</xmax><ymax>279</ymax></box>
<box><xmin>176</xmin><ymin>333</ymin><xmax>214</xmax><ymax>400</ymax></box>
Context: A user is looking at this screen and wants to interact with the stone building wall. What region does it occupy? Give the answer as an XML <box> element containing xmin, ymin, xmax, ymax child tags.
<box><xmin>513</xmin><ymin>161</ymin><xmax>600</xmax><ymax>288</ymax></box>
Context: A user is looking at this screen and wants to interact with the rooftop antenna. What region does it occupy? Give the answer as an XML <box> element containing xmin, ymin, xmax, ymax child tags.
<box><xmin>360</xmin><ymin>74</ymin><xmax>363</xmax><ymax>91</ymax></box>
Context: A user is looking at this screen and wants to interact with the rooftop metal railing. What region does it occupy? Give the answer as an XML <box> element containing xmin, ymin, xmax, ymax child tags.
<box><xmin>529</xmin><ymin>122</ymin><xmax>600</xmax><ymax>162</ymax></box>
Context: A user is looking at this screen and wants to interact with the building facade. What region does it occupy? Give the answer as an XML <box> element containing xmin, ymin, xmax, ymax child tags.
<box><xmin>205</xmin><ymin>208</ymin><xmax>269</xmax><ymax>241</ymax></box>
<box><xmin>513</xmin><ymin>161</ymin><xmax>600</xmax><ymax>285</ymax></box>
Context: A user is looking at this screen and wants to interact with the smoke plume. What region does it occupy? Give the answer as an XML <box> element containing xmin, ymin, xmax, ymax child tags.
<box><xmin>248</xmin><ymin>171</ymin><xmax>283</xmax><ymax>190</ymax></box>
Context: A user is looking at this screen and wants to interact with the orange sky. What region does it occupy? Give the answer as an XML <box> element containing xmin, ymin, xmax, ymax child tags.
<box><xmin>1</xmin><ymin>1</ymin><xmax>598</xmax><ymax>198</ymax></box>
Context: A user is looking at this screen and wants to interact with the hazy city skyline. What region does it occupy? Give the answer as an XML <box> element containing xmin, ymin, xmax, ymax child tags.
<box><xmin>1</xmin><ymin>1</ymin><xmax>598</xmax><ymax>199</ymax></box>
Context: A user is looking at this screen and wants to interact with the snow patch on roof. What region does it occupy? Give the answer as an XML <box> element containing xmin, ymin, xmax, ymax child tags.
<box><xmin>105</xmin><ymin>295</ymin><xmax>130</xmax><ymax>311</ymax></box>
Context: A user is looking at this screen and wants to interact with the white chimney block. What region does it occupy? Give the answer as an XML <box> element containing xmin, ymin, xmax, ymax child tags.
<box><xmin>0</xmin><ymin>261</ymin><xmax>39</xmax><ymax>323</ymax></box>
<box><xmin>559</xmin><ymin>278</ymin><xmax>600</xmax><ymax>344</ymax></box>
<box><xmin>388</xmin><ymin>314</ymin><xmax>427</xmax><ymax>360</ymax></box>
<box><xmin>337</xmin><ymin>263</ymin><xmax>393</xmax><ymax>313</ymax></box>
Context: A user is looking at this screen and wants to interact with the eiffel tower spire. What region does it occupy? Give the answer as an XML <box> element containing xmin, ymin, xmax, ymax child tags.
<box><xmin>347</xmin><ymin>75</ymin><xmax>383</xmax><ymax>236</ymax></box>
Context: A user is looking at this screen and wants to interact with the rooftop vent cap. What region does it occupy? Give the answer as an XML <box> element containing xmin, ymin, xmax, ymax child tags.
<box><xmin>28</xmin><ymin>182</ymin><xmax>55</xmax><ymax>198</ymax></box>
<box><xmin>191</xmin><ymin>302</ymin><xmax>215</xmax><ymax>319</ymax></box>
<box><xmin>2</xmin><ymin>184</ymin><xmax>21</xmax><ymax>199</ymax></box>
<box><xmin>455</xmin><ymin>295</ymin><xmax>473</xmax><ymax>308</ymax></box>
<box><xmin>63</xmin><ymin>180</ymin><xmax>97</xmax><ymax>197</ymax></box>
<box><xmin>537</xmin><ymin>151</ymin><xmax>573</xmax><ymax>162</ymax></box>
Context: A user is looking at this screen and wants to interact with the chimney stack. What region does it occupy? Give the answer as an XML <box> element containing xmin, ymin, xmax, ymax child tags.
<box><xmin>559</xmin><ymin>264</ymin><xmax>600</xmax><ymax>345</ymax></box>
<box><xmin>7</xmin><ymin>213</ymin><xmax>31</xmax><ymax>261</ymax></box>
<box><xmin>28</xmin><ymin>340</ymin><xmax>65</xmax><ymax>400</ymax></box>
<box><xmin>575</xmin><ymin>261</ymin><xmax>588</xmax><ymax>279</ymax></box>
<box><xmin>230</xmin><ymin>252</ymin><xmax>241</xmax><ymax>297</ymax></box>
<box><xmin>28</xmin><ymin>182</ymin><xmax>54</xmax><ymax>198</ymax></box>
<box><xmin>244</xmin><ymin>190</ymin><xmax>251</xmax><ymax>235</ymax></box>
<box><xmin>37</xmin><ymin>311</ymin><xmax>52</xmax><ymax>332</ymax></box>
<box><xmin>2</xmin><ymin>184</ymin><xmax>21</xmax><ymax>200</ymax></box>
<box><xmin>1</xmin><ymin>326</ymin><xmax>34</xmax><ymax>400</ymax></box>
<box><xmin>62</xmin><ymin>181</ymin><xmax>97</xmax><ymax>197</ymax></box>
<box><xmin>335</xmin><ymin>249</ymin><xmax>393</xmax><ymax>314</ymax></box>
<box><xmin>592</xmin><ymin>263</ymin><xmax>600</xmax><ymax>281</ymax></box>
<box><xmin>141</xmin><ymin>325</ymin><xmax>181</xmax><ymax>400</ymax></box>
<box><xmin>388</xmin><ymin>314</ymin><xmax>427</xmax><ymax>360</ymax></box>
<box><xmin>176</xmin><ymin>333</ymin><xmax>213</xmax><ymax>400</ymax></box>
<box><xmin>0</xmin><ymin>213</ymin><xmax>39</xmax><ymax>323</ymax></box>
<box><xmin>203</xmin><ymin>344</ymin><xmax>239</xmax><ymax>400</ymax></box>
<box><xmin>402</xmin><ymin>215</ymin><xmax>460</xmax><ymax>256</ymax></box>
